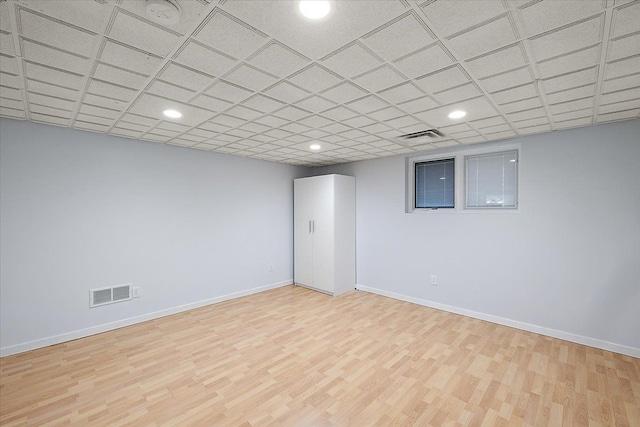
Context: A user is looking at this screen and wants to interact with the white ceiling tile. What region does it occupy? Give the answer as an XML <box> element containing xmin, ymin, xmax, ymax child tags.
<box><xmin>115</xmin><ymin>121</ymin><xmax>149</xmax><ymax>133</ymax></box>
<box><xmin>396</xmin><ymin>96</ymin><xmax>439</xmax><ymax>114</ymax></box>
<box><xmin>101</xmin><ymin>40</ymin><xmax>163</xmax><ymax>76</ymax></box>
<box><xmin>536</xmin><ymin>45</ymin><xmax>600</xmax><ymax>79</ymax></box>
<box><xmin>432</xmin><ymin>140</ymin><xmax>461</xmax><ymax>148</ymax></box>
<box><xmin>0</xmin><ymin>32</ymin><xmax>15</xmax><ymax>56</ymax></box>
<box><xmin>483</xmin><ymin>130</ymin><xmax>516</xmax><ymax>141</ymax></box>
<box><xmin>368</xmin><ymin>106</ymin><xmax>405</xmax><ymax>121</ymax></box>
<box><xmin>549</xmin><ymin>97</ymin><xmax>594</xmax><ymax>114</ymax></box>
<box><xmin>479</xmin><ymin>67</ymin><xmax>534</xmax><ymax>93</ymax></box>
<box><xmin>82</xmin><ymin>93</ymin><xmax>126</xmax><ymax>110</ymax></box>
<box><xmin>190</xmin><ymin>94</ymin><xmax>233</xmax><ymax>112</ymax></box>
<box><xmin>353</xmin><ymin>65</ymin><xmax>405</xmax><ymax>93</ymax></box>
<box><xmin>320</xmin><ymin>82</ymin><xmax>368</xmax><ymax>104</ymax></box>
<box><xmin>147</xmin><ymin>80</ymin><xmax>195</xmax><ymax>102</ymax></box>
<box><xmin>26</xmin><ymin>80</ymin><xmax>77</xmax><ymax>100</ymax></box>
<box><xmin>288</xmin><ymin>65</ymin><xmax>342</xmax><ymax>93</ymax></box>
<box><xmin>17</xmin><ymin>0</ymin><xmax>110</xmax><ymax>33</ymax></box>
<box><xmin>93</xmin><ymin>63</ymin><xmax>147</xmax><ymax>89</ymax></box>
<box><xmin>0</xmin><ymin>85</ymin><xmax>22</xmax><ymax>101</ymax></box>
<box><xmin>529</xmin><ymin>16</ymin><xmax>604</xmax><ymax>62</ymax></box>
<box><xmin>279</xmin><ymin>122</ymin><xmax>311</xmax><ymax>134</ymax></box>
<box><xmin>519</xmin><ymin>0</ymin><xmax>605</xmax><ymax>36</ymax></box>
<box><xmin>491</xmin><ymin>83</ymin><xmax>538</xmax><ymax>104</ymax></box>
<box><xmin>0</xmin><ymin>71</ymin><xmax>21</xmax><ymax>88</ymax></box>
<box><xmin>198</xmin><ymin>121</ymin><xmax>232</xmax><ymax>133</ymax></box>
<box><xmin>76</xmin><ymin>113</ymin><xmax>115</xmax><ymax>126</ymax></box>
<box><xmin>611</xmin><ymin>1</ymin><xmax>640</xmax><ymax>38</ymax></box>
<box><xmin>602</xmin><ymin>73</ymin><xmax>640</xmax><ymax>93</ymax></box>
<box><xmin>607</xmin><ymin>33</ymin><xmax>640</xmax><ymax>62</ymax></box>
<box><xmin>321</xmin><ymin>122</ymin><xmax>352</xmax><ymax>135</ymax></box>
<box><xmin>598</xmin><ymin>99</ymin><xmax>639</xmax><ymax>114</ymax></box>
<box><xmin>297</xmin><ymin>114</ymin><xmax>334</xmax><ymax>128</ymax></box>
<box><xmin>448</xmin><ymin>16</ymin><xmax>517</xmax><ymax>60</ymax></box>
<box><xmin>158</xmin><ymin>63</ymin><xmax>214</xmax><ymax>92</ymax></box>
<box><xmin>541</xmin><ymin>67</ymin><xmax>598</xmax><ymax>93</ymax></box>
<box><xmin>108</xmin><ymin>10</ymin><xmax>179</xmax><ymax>57</ymax></box>
<box><xmin>600</xmin><ymin>86</ymin><xmax>640</xmax><ymax>104</ymax></box>
<box><xmin>342</xmin><ymin>115</ymin><xmax>376</xmax><ymax>128</ymax></box>
<box><xmin>22</xmin><ymin>40</ymin><xmax>89</xmax><ymax>75</ymax></box>
<box><xmin>254</xmin><ymin>114</ymin><xmax>289</xmax><ymax>128</ymax></box>
<box><xmin>111</xmin><ymin>127</ymin><xmax>143</xmax><ymax>139</ymax></box>
<box><xmin>507</xmin><ymin>107</ymin><xmax>547</xmax><ymax>122</ymax></box>
<box><xmin>361</xmin><ymin>122</ymin><xmax>393</xmax><ymax>134</ymax></box>
<box><xmin>414</xmin><ymin>66</ymin><xmax>470</xmax><ymax>94</ymax></box>
<box><xmin>470</xmin><ymin>116</ymin><xmax>507</xmax><ymax>129</ymax></box>
<box><xmin>321</xmin><ymin>43</ymin><xmax>382</xmax><ymax>78</ymax></box>
<box><xmin>362</xmin><ymin>14</ymin><xmax>435</xmax><ymax>61</ymax></box>
<box><xmin>0</xmin><ymin>55</ymin><xmax>18</xmax><ymax>75</ymax></box>
<box><xmin>295</xmin><ymin>95</ymin><xmax>336</xmax><ymax>113</ymax></box>
<box><xmin>25</xmin><ymin>61</ymin><xmax>83</xmax><ymax>90</ymax></box>
<box><xmin>173</xmin><ymin>40</ymin><xmax>238</xmax><ymax>77</ymax></box>
<box><xmin>224</xmin><ymin>64</ymin><xmax>278</xmax><ymax>92</ymax></box>
<box><xmin>434</xmin><ymin>83</ymin><xmax>482</xmax><ymax>105</ymax></box>
<box><xmin>421</xmin><ymin>0</ymin><xmax>506</xmax><ymax>37</ymax></box>
<box><xmin>501</xmin><ymin>97</ymin><xmax>543</xmax><ymax>114</ymax></box>
<box><xmin>517</xmin><ymin>124</ymin><xmax>552</xmax><ymax>134</ymax></box>
<box><xmin>272</xmin><ymin>105</ymin><xmax>311</xmax><ymax>121</ymax></box>
<box><xmin>377</xmin><ymin>82</ymin><xmax>424</xmax><ymax>104</ymax></box>
<box><xmin>74</xmin><ymin>121</ymin><xmax>109</xmax><ymax>132</ymax></box>
<box><xmin>604</xmin><ymin>56</ymin><xmax>640</xmax><ymax>80</ymax></box>
<box><xmin>555</xmin><ymin>116</ymin><xmax>593</xmax><ymax>129</ymax></box>
<box><xmin>195</xmin><ymin>11</ymin><xmax>267</xmax><ymax>59</ymax></box>
<box><xmin>317</xmin><ymin>103</ymin><xmax>359</xmax><ymax>121</ymax></box>
<box><xmin>87</xmin><ymin>79</ymin><xmax>136</xmax><ymax>102</ymax></box>
<box><xmin>30</xmin><ymin>112</ymin><xmax>69</xmax><ymax>126</ymax></box>
<box><xmin>19</xmin><ymin>8</ymin><xmax>96</xmax><ymax>57</ymax></box>
<box><xmin>383</xmin><ymin>115</ymin><xmax>422</xmax><ymax>130</ymax></box>
<box><xmin>464</xmin><ymin>44</ymin><xmax>527</xmax><ymax>78</ymax></box>
<box><xmin>479</xmin><ymin>123</ymin><xmax>511</xmax><ymax>134</ymax></box>
<box><xmin>1</xmin><ymin>97</ymin><xmax>24</xmax><ymax>110</ymax></box>
<box><xmin>79</xmin><ymin>103</ymin><xmax>119</xmax><ymax>119</ymax></box>
<box><xmin>263</xmin><ymin>81</ymin><xmax>310</xmax><ymax>104</ymax></box>
<box><xmin>439</xmin><ymin>123</ymin><xmax>472</xmax><ymax>134</ymax></box>
<box><xmin>345</xmin><ymin>95</ymin><xmax>389</xmax><ymax>114</ymax></box>
<box><xmin>225</xmin><ymin>105</ymin><xmax>263</xmax><ymax>121</ymax></box>
<box><xmin>552</xmin><ymin>107</ymin><xmax>593</xmax><ymax>122</ymax></box>
<box><xmin>205</xmin><ymin>80</ymin><xmax>253</xmax><ymax>103</ymax></box>
<box><xmin>129</xmin><ymin>93</ymin><xmax>213</xmax><ymax>126</ymax></box>
<box><xmin>249</xmin><ymin>43</ymin><xmax>309</xmax><ymax>78</ymax></box>
<box><xmin>211</xmin><ymin>113</ymin><xmax>247</xmax><ymax>128</ymax></box>
<box><xmin>393</xmin><ymin>44</ymin><xmax>454</xmax><ymax>79</ymax></box>
<box><xmin>241</xmin><ymin>94</ymin><xmax>286</xmax><ymax>113</ymax></box>
<box><xmin>546</xmin><ymin>84</ymin><xmax>596</xmax><ymax>104</ymax></box>
<box><xmin>339</xmin><ymin>129</ymin><xmax>369</xmax><ymax>140</ymax></box>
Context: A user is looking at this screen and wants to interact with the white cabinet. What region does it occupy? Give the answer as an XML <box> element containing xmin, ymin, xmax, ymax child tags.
<box><xmin>294</xmin><ymin>174</ymin><xmax>355</xmax><ymax>296</ymax></box>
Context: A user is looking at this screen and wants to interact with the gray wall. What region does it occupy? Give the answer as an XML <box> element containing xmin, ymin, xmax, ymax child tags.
<box><xmin>0</xmin><ymin>118</ymin><xmax>304</xmax><ymax>353</ymax></box>
<box><xmin>320</xmin><ymin>120</ymin><xmax>640</xmax><ymax>351</ymax></box>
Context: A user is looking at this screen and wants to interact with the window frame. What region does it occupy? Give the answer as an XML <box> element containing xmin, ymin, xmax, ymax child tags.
<box><xmin>414</xmin><ymin>157</ymin><xmax>456</xmax><ymax>210</ymax></box>
<box><xmin>465</xmin><ymin>150</ymin><xmax>519</xmax><ymax>210</ymax></box>
<box><xmin>406</xmin><ymin>141</ymin><xmax>520</xmax><ymax>214</ymax></box>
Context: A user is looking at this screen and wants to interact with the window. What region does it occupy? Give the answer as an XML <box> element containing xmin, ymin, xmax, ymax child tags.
<box><xmin>415</xmin><ymin>158</ymin><xmax>455</xmax><ymax>209</ymax></box>
<box><xmin>465</xmin><ymin>150</ymin><xmax>517</xmax><ymax>208</ymax></box>
<box><xmin>406</xmin><ymin>143</ymin><xmax>519</xmax><ymax>213</ymax></box>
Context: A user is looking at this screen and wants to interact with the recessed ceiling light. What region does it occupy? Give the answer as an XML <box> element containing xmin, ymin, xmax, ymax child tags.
<box><xmin>299</xmin><ymin>1</ymin><xmax>331</xmax><ymax>20</ymax></box>
<box><xmin>448</xmin><ymin>110</ymin><xmax>466</xmax><ymax>119</ymax></box>
<box><xmin>163</xmin><ymin>109</ymin><xmax>182</xmax><ymax>119</ymax></box>
<box><xmin>309</xmin><ymin>144</ymin><xmax>322</xmax><ymax>151</ymax></box>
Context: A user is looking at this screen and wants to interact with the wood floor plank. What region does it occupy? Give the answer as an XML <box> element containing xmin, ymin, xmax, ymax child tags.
<box><xmin>1</xmin><ymin>285</ymin><xmax>638</xmax><ymax>426</ymax></box>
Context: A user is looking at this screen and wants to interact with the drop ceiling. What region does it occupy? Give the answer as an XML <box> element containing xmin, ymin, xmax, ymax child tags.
<box><xmin>0</xmin><ymin>0</ymin><xmax>638</xmax><ymax>167</ymax></box>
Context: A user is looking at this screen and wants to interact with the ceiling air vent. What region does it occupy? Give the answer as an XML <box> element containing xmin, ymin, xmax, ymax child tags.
<box><xmin>400</xmin><ymin>129</ymin><xmax>445</xmax><ymax>139</ymax></box>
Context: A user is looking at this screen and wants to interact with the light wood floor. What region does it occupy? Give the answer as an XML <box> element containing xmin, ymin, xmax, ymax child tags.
<box><xmin>1</xmin><ymin>286</ymin><xmax>638</xmax><ymax>426</ymax></box>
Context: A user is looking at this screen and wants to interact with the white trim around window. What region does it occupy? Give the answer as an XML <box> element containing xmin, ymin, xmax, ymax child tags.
<box><xmin>405</xmin><ymin>141</ymin><xmax>521</xmax><ymax>214</ymax></box>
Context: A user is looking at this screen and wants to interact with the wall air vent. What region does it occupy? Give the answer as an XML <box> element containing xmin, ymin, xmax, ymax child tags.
<box><xmin>90</xmin><ymin>284</ymin><xmax>132</xmax><ymax>308</ymax></box>
<box><xmin>400</xmin><ymin>129</ymin><xmax>445</xmax><ymax>139</ymax></box>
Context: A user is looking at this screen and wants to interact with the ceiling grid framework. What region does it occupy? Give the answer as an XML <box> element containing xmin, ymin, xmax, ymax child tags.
<box><xmin>0</xmin><ymin>0</ymin><xmax>638</xmax><ymax>167</ymax></box>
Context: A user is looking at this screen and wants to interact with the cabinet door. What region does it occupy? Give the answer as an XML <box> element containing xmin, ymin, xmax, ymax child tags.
<box><xmin>294</xmin><ymin>178</ymin><xmax>314</xmax><ymax>287</ymax></box>
<box><xmin>310</xmin><ymin>177</ymin><xmax>335</xmax><ymax>293</ymax></box>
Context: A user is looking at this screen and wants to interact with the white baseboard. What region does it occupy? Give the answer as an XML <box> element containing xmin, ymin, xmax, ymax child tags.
<box><xmin>0</xmin><ymin>280</ymin><xmax>292</xmax><ymax>357</ymax></box>
<box><xmin>356</xmin><ymin>284</ymin><xmax>640</xmax><ymax>359</ymax></box>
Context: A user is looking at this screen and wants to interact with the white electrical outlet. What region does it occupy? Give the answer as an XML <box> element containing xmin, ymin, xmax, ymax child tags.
<box><xmin>132</xmin><ymin>287</ymin><xmax>141</xmax><ymax>298</ymax></box>
<box><xmin>430</xmin><ymin>275</ymin><xmax>437</xmax><ymax>286</ymax></box>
